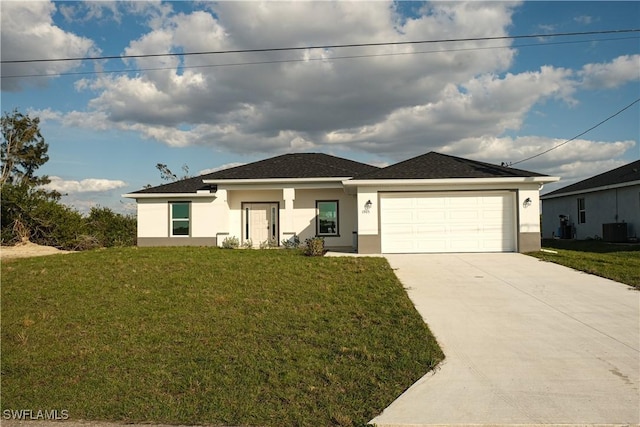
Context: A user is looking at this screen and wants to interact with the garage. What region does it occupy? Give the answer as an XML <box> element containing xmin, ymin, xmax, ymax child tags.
<box><xmin>380</xmin><ymin>191</ymin><xmax>516</xmax><ymax>253</ymax></box>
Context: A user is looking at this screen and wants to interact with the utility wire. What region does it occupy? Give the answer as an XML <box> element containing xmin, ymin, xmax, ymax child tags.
<box><xmin>2</xmin><ymin>28</ymin><xmax>638</xmax><ymax>64</ymax></box>
<box><xmin>510</xmin><ymin>98</ymin><xmax>640</xmax><ymax>166</ymax></box>
<box><xmin>2</xmin><ymin>35</ymin><xmax>638</xmax><ymax>80</ymax></box>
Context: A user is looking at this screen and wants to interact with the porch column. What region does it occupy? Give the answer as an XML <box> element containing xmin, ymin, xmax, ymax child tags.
<box><xmin>282</xmin><ymin>188</ymin><xmax>296</xmax><ymax>241</ymax></box>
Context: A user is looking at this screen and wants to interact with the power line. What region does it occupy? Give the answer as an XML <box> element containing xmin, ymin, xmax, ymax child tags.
<box><xmin>2</xmin><ymin>28</ymin><xmax>638</xmax><ymax>64</ymax></box>
<box><xmin>510</xmin><ymin>98</ymin><xmax>640</xmax><ymax>166</ymax></box>
<box><xmin>2</xmin><ymin>35</ymin><xmax>638</xmax><ymax>80</ymax></box>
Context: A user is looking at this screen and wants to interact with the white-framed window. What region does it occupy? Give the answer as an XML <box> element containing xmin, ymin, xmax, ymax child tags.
<box><xmin>170</xmin><ymin>202</ymin><xmax>190</xmax><ymax>236</ymax></box>
<box><xmin>317</xmin><ymin>200</ymin><xmax>339</xmax><ymax>236</ymax></box>
<box><xmin>577</xmin><ymin>197</ymin><xmax>586</xmax><ymax>224</ymax></box>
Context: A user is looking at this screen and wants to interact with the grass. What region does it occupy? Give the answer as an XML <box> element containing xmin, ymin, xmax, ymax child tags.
<box><xmin>528</xmin><ymin>239</ymin><xmax>640</xmax><ymax>289</ymax></box>
<box><xmin>1</xmin><ymin>247</ymin><xmax>443</xmax><ymax>426</ymax></box>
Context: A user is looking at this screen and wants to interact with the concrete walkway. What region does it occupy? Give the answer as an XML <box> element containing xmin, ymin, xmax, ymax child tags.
<box><xmin>371</xmin><ymin>253</ymin><xmax>639</xmax><ymax>426</ymax></box>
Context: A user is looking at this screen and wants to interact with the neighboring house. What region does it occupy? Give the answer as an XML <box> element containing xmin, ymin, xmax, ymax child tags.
<box><xmin>541</xmin><ymin>160</ymin><xmax>640</xmax><ymax>242</ymax></box>
<box><xmin>124</xmin><ymin>152</ymin><xmax>558</xmax><ymax>254</ymax></box>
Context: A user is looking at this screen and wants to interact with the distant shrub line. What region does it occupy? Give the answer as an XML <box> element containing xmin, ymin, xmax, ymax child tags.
<box><xmin>1</xmin><ymin>183</ymin><xmax>136</xmax><ymax>250</ymax></box>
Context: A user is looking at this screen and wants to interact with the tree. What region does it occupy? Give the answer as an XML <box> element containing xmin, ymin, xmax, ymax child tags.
<box><xmin>0</xmin><ymin>109</ymin><xmax>136</xmax><ymax>248</ymax></box>
<box><xmin>1</xmin><ymin>109</ymin><xmax>50</xmax><ymax>187</ymax></box>
<box><xmin>156</xmin><ymin>163</ymin><xmax>191</xmax><ymax>182</ymax></box>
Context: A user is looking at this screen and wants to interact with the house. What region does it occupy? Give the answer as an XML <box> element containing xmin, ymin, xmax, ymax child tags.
<box><xmin>123</xmin><ymin>152</ymin><xmax>558</xmax><ymax>254</ymax></box>
<box><xmin>541</xmin><ymin>160</ymin><xmax>640</xmax><ymax>242</ymax></box>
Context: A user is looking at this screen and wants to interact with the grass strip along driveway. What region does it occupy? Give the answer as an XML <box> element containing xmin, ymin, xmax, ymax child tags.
<box><xmin>529</xmin><ymin>239</ymin><xmax>640</xmax><ymax>289</ymax></box>
<box><xmin>1</xmin><ymin>247</ymin><xmax>443</xmax><ymax>427</ymax></box>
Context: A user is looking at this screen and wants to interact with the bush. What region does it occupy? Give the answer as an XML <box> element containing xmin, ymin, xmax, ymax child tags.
<box><xmin>242</xmin><ymin>239</ymin><xmax>253</xmax><ymax>249</ymax></box>
<box><xmin>31</xmin><ymin>199</ymin><xmax>87</xmax><ymax>250</ymax></box>
<box><xmin>86</xmin><ymin>206</ymin><xmax>136</xmax><ymax>247</ymax></box>
<box><xmin>1</xmin><ymin>183</ymin><xmax>136</xmax><ymax>250</ymax></box>
<box><xmin>221</xmin><ymin>236</ymin><xmax>239</xmax><ymax>249</ymax></box>
<box><xmin>304</xmin><ymin>237</ymin><xmax>325</xmax><ymax>256</ymax></box>
<box><xmin>72</xmin><ymin>234</ymin><xmax>102</xmax><ymax>251</ymax></box>
<box><xmin>259</xmin><ymin>238</ymin><xmax>278</xmax><ymax>249</ymax></box>
<box><xmin>281</xmin><ymin>235</ymin><xmax>300</xmax><ymax>249</ymax></box>
<box><xmin>1</xmin><ymin>183</ymin><xmax>85</xmax><ymax>249</ymax></box>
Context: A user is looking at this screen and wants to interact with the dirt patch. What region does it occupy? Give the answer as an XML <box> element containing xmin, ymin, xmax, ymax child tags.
<box><xmin>1</xmin><ymin>241</ymin><xmax>75</xmax><ymax>260</ymax></box>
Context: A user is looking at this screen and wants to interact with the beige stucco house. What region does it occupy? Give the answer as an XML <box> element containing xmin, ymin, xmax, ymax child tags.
<box><xmin>124</xmin><ymin>152</ymin><xmax>558</xmax><ymax>254</ymax></box>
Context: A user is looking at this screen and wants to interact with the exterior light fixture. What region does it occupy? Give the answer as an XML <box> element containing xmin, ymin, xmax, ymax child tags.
<box><xmin>364</xmin><ymin>200</ymin><xmax>372</xmax><ymax>210</ymax></box>
<box><xmin>523</xmin><ymin>197</ymin><xmax>532</xmax><ymax>208</ymax></box>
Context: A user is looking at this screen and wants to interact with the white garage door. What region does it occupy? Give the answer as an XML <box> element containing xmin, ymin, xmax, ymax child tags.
<box><xmin>381</xmin><ymin>192</ymin><xmax>516</xmax><ymax>253</ymax></box>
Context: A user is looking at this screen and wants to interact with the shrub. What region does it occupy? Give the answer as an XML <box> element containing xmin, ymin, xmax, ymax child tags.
<box><xmin>258</xmin><ymin>238</ymin><xmax>278</xmax><ymax>249</ymax></box>
<box><xmin>304</xmin><ymin>237</ymin><xmax>325</xmax><ymax>256</ymax></box>
<box><xmin>31</xmin><ymin>199</ymin><xmax>86</xmax><ymax>249</ymax></box>
<box><xmin>281</xmin><ymin>235</ymin><xmax>300</xmax><ymax>249</ymax></box>
<box><xmin>221</xmin><ymin>236</ymin><xmax>239</xmax><ymax>249</ymax></box>
<box><xmin>86</xmin><ymin>206</ymin><xmax>136</xmax><ymax>247</ymax></box>
<box><xmin>72</xmin><ymin>234</ymin><xmax>102</xmax><ymax>251</ymax></box>
<box><xmin>1</xmin><ymin>183</ymin><xmax>137</xmax><ymax>250</ymax></box>
<box><xmin>242</xmin><ymin>239</ymin><xmax>253</xmax><ymax>249</ymax></box>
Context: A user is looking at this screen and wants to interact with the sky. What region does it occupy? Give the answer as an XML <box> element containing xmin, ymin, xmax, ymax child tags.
<box><xmin>1</xmin><ymin>1</ymin><xmax>639</xmax><ymax>214</ymax></box>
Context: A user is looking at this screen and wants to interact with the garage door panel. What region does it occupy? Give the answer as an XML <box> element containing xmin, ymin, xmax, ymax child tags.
<box><xmin>383</xmin><ymin>210</ymin><xmax>416</xmax><ymax>223</ymax></box>
<box><xmin>417</xmin><ymin>210</ymin><xmax>446</xmax><ymax>221</ymax></box>
<box><xmin>381</xmin><ymin>192</ymin><xmax>516</xmax><ymax>253</ymax></box>
<box><xmin>387</xmin><ymin>198</ymin><xmax>416</xmax><ymax>209</ymax></box>
<box><xmin>416</xmin><ymin>224</ymin><xmax>447</xmax><ymax>233</ymax></box>
<box><xmin>449</xmin><ymin>210</ymin><xmax>481</xmax><ymax>221</ymax></box>
<box><xmin>449</xmin><ymin>197</ymin><xmax>479</xmax><ymax>207</ymax></box>
<box><xmin>416</xmin><ymin>239</ymin><xmax>448</xmax><ymax>252</ymax></box>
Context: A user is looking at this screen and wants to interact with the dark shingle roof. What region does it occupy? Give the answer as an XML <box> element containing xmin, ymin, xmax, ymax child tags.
<box><xmin>132</xmin><ymin>153</ymin><xmax>379</xmax><ymax>194</ymax></box>
<box><xmin>354</xmin><ymin>152</ymin><xmax>547</xmax><ymax>180</ymax></box>
<box><xmin>131</xmin><ymin>175</ymin><xmax>216</xmax><ymax>194</ymax></box>
<box><xmin>543</xmin><ymin>160</ymin><xmax>640</xmax><ymax>197</ymax></box>
<box><xmin>200</xmin><ymin>153</ymin><xmax>379</xmax><ymax>180</ymax></box>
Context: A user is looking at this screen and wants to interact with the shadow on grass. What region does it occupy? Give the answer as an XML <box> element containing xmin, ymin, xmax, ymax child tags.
<box><xmin>542</xmin><ymin>239</ymin><xmax>640</xmax><ymax>254</ymax></box>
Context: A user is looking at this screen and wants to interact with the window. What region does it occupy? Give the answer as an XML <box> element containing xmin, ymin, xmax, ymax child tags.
<box><xmin>171</xmin><ymin>202</ymin><xmax>190</xmax><ymax>236</ymax></box>
<box><xmin>317</xmin><ymin>200</ymin><xmax>339</xmax><ymax>236</ymax></box>
<box><xmin>270</xmin><ymin>206</ymin><xmax>277</xmax><ymax>240</ymax></box>
<box><xmin>577</xmin><ymin>198</ymin><xmax>586</xmax><ymax>224</ymax></box>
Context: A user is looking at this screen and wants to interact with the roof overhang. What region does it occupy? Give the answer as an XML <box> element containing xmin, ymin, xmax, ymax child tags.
<box><xmin>344</xmin><ymin>176</ymin><xmax>559</xmax><ymax>187</ymax></box>
<box><xmin>204</xmin><ymin>176</ymin><xmax>350</xmax><ymax>191</ymax></box>
<box><xmin>122</xmin><ymin>192</ymin><xmax>217</xmax><ymax>199</ymax></box>
<box><xmin>202</xmin><ymin>177</ymin><xmax>351</xmax><ymax>185</ymax></box>
<box><xmin>541</xmin><ymin>179</ymin><xmax>640</xmax><ymax>200</ymax></box>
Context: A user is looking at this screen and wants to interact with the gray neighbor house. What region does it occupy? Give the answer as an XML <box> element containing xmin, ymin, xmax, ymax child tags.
<box><xmin>541</xmin><ymin>160</ymin><xmax>640</xmax><ymax>242</ymax></box>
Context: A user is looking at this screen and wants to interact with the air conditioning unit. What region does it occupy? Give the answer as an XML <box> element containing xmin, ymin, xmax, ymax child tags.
<box><xmin>602</xmin><ymin>223</ymin><xmax>627</xmax><ymax>243</ymax></box>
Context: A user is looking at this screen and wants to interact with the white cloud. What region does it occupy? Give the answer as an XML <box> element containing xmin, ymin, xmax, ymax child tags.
<box><xmin>439</xmin><ymin>135</ymin><xmax>636</xmax><ymax>188</ymax></box>
<box><xmin>14</xmin><ymin>1</ymin><xmax>636</xmax><ymax>189</ymax></box>
<box><xmin>579</xmin><ymin>55</ymin><xmax>640</xmax><ymax>89</ymax></box>
<box><xmin>574</xmin><ymin>15</ymin><xmax>593</xmax><ymax>25</ymax></box>
<box><xmin>26</xmin><ymin>108</ymin><xmax>62</xmax><ymax>123</ymax></box>
<box><xmin>57</xmin><ymin>1</ymin><xmax>172</xmax><ymax>25</ymax></box>
<box><xmin>45</xmin><ymin>176</ymin><xmax>127</xmax><ymax>194</ymax></box>
<box><xmin>0</xmin><ymin>1</ymin><xmax>98</xmax><ymax>91</ymax></box>
<box><xmin>322</xmin><ymin>66</ymin><xmax>576</xmax><ymax>158</ymax></box>
<box><xmin>66</xmin><ymin>2</ymin><xmax>518</xmax><ymax>153</ymax></box>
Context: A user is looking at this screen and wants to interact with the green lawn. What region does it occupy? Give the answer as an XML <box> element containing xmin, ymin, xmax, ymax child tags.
<box><xmin>1</xmin><ymin>247</ymin><xmax>443</xmax><ymax>427</ymax></box>
<box><xmin>528</xmin><ymin>239</ymin><xmax>640</xmax><ymax>289</ymax></box>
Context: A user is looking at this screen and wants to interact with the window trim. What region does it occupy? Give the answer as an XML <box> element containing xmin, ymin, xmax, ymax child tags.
<box><xmin>170</xmin><ymin>201</ymin><xmax>191</xmax><ymax>237</ymax></box>
<box><xmin>316</xmin><ymin>200</ymin><xmax>339</xmax><ymax>237</ymax></box>
<box><xmin>577</xmin><ymin>197</ymin><xmax>586</xmax><ymax>224</ymax></box>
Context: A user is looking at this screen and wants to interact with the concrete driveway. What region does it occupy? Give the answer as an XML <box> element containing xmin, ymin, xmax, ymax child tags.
<box><xmin>371</xmin><ymin>253</ymin><xmax>639</xmax><ymax>426</ymax></box>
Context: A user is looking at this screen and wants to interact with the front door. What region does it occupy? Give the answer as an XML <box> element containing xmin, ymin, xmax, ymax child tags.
<box><xmin>243</xmin><ymin>203</ymin><xmax>278</xmax><ymax>246</ymax></box>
